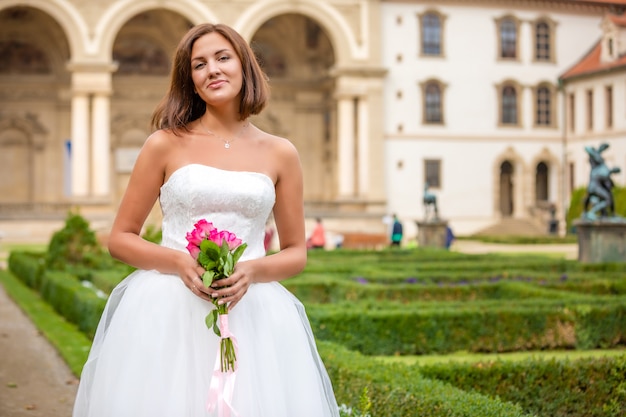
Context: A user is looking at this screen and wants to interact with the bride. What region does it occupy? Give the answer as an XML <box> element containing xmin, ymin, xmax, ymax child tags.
<box><xmin>73</xmin><ymin>22</ymin><xmax>339</xmax><ymax>417</ymax></box>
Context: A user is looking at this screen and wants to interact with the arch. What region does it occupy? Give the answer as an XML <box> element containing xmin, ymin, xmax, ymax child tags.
<box><xmin>499</xmin><ymin>160</ymin><xmax>514</xmax><ymax>216</ymax></box>
<box><xmin>0</xmin><ymin>0</ymin><xmax>88</xmax><ymax>58</ymax></box>
<box><xmin>530</xmin><ymin>147</ymin><xmax>560</xmax><ymax>204</ymax></box>
<box><xmin>535</xmin><ymin>161</ymin><xmax>549</xmax><ymax>202</ymax></box>
<box><xmin>493</xmin><ymin>147</ymin><xmax>524</xmax><ymax>218</ymax></box>
<box><xmin>235</xmin><ymin>0</ymin><xmax>359</xmax><ymax>65</ymax></box>
<box><xmin>93</xmin><ymin>0</ymin><xmax>218</xmax><ymax>58</ymax></box>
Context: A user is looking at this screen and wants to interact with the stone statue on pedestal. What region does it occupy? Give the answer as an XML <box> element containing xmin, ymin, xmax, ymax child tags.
<box><xmin>423</xmin><ymin>182</ymin><xmax>439</xmax><ymax>222</ymax></box>
<box><xmin>582</xmin><ymin>143</ymin><xmax>622</xmax><ymax>221</ymax></box>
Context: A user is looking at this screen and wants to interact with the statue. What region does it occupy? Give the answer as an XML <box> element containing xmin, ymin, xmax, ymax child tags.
<box><xmin>423</xmin><ymin>182</ymin><xmax>439</xmax><ymax>221</ymax></box>
<box><xmin>582</xmin><ymin>142</ymin><xmax>621</xmax><ymax>221</ymax></box>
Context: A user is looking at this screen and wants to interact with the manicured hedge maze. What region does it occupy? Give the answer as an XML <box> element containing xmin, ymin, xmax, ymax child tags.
<box><xmin>8</xmin><ymin>247</ymin><xmax>626</xmax><ymax>417</ymax></box>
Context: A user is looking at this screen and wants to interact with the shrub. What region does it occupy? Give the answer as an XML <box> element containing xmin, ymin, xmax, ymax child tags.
<box><xmin>46</xmin><ymin>212</ymin><xmax>104</xmax><ymax>270</ymax></box>
<box><xmin>567</xmin><ymin>186</ymin><xmax>626</xmax><ymax>233</ymax></box>
<box><xmin>419</xmin><ymin>355</ymin><xmax>626</xmax><ymax>417</ymax></box>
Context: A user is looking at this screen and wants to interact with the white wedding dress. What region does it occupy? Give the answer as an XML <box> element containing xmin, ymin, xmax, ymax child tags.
<box><xmin>73</xmin><ymin>164</ymin><xmax>339</xmax><ymax>417</ymax></box>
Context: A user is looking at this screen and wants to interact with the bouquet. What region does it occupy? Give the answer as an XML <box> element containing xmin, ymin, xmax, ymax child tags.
<box><xmin>186</xmin><ymin>219</ymin><xmax>247</xmax><ymax>372</ymax></box>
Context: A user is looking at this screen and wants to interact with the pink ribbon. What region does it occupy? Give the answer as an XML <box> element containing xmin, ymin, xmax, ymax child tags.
<box><xmin>207</xmin><ymin>314</ymin><xmax>239</xmax><ymax>417</ymax></box>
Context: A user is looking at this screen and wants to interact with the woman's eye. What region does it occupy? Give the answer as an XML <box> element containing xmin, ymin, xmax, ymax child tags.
<box><xmin>194</xmin><ymin>63</ymin><xmax>205</xmax><ymax>70</ymax></box>
<box><xmin>218</xmin><ymin>55</ymin><xmax>230</xmax><ymax>62</ymax></box>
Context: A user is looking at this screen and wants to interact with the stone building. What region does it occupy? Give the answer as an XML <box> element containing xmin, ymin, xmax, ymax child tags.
<box><xmin>0</xmin><ymin>0</ymin><xmax>624</xmax><ymax>241</ymax></box>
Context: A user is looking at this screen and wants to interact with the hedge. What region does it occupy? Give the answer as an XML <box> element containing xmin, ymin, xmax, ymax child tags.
<box><xmin>9</xmin><ymin>251</ymin><xmax>106</xmax><ymax>338</ymax></box>
<box><xmin>307</xmin><ymin>300</ymin><xmax>626</xmax><ymax>355</ymax></box>
<box><xmin>419</xmin><ymin>354</ymin><xmax>626</xmax><ymax>417</ymax></box>
<box><xmin>318</xmin><ymin>341</ymin><xmax>534</xmax><ymax>417</ymax></box>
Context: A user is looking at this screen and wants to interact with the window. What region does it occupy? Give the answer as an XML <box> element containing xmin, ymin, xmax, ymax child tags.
<box><xmin>606</xmin><ymin>86</ymin><xmax>613</xmax><ymax>129</ymax></box>
<box><xmin>532</xmin><ymin>18</ymin><xmax>556</xmax><ymax>62</ymax></box>
<box><xmin>424</xmin><ymin>159</ymin><xmax>441</xmax><ymax>188</ymax></box>
<box><xmin>535</xmin><ymin>21</ymin><xmax>550</xmax><ymax>61</ymax></box>
<box><xmin>420</xmin><ymin>79</ymin><xmax>446</xmax><ymax>125</ymax></box>
<box><xmin>586</xmin><ymin>89</ymin><xmax>593</xmax><ymax>131</ymax></box>
<box><xmin>536</xmin><ymin>86</ymin><xmax>551</xmax><ymax>126</ymax></box>
<box><xmin>502</xmin><ymin>85</ymin><xmax>518</xmax><ymax>125</ymax></box>
<box><xmin>500</xmin><ymin>18</ymin><xmax>517</xmax><ymax>59</ymax></box>
<box><xmin>425</xmin><ymin>83</ymin><xmax>442</xmax><ymax>123</ymax></box>
<box><xmin>497</xmin><ymin>81</ymin><xmax>522</xmax><ymax>126</ymax></box>
<box><xmin>535</xmin><ymin>84</ymin><xmax>554</xmax><ymax>127</ymax></box>
<box><xmin>535</xmin><ymin>162</ymin><xmax>549</xmax><ymax>202</ymax></box>
<box><xmin>422</xmin><ymin>13</ymin><xmax>441</xmax><ymax>55</ymax></box>
<box><xmin>568</xmin><ymin>93</ymin><xmax>575</xmax><ymax>132</ymax></box>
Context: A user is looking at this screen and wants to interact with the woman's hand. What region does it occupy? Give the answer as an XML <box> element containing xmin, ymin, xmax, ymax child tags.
<box><xmin>209</xmin><ymin>260</ymin><xmax>255</xmax><ymax>310</ymax></box>
<box><xmin>175</xmin><ymin>251</ymin><xmax>213</xmax><ymax>302</ymax></box>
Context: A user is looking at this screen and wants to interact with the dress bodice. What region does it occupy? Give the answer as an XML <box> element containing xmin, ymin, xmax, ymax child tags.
<box><xmin>159</xmin><ymin>164</ymin><xmax>275</xmax><ymax>261</ymax></box>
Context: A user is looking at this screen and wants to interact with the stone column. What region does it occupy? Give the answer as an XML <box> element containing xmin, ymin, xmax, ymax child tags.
<box><xmin>337</xmin><ymin>96</ymin><xmax>356</xmax><ymax>197</ymax></box>
<box><xmin>70</xmin><ymin>93</ymin><xmax>90</xmax><ymax>197</ymax></box>
<box><xmin>91</xmin><ymin>93</ymin><xmax>111</xmax><ymax>196</ymax></box>
<box><xmin>357</xmin><ymin>96</ymin><xmax>369</xmax><ymax>196</ymax></box>
<box><xmin>67</xmin><ymin>61</ymin><xmax>117</xmax><ymax>199</ymax></box>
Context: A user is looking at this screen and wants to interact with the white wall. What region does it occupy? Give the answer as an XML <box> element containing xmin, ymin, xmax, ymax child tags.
<box><xmin>382</xmin><ymin>1</ymin><xmax>610</xmax><ymax>235</ymax></box>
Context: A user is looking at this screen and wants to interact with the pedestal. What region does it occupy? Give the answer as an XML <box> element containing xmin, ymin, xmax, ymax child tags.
<box><xmin>575</xmin><ymin>220</ymin><xmax>626</xmax><ymax>263</ymax></box>
<box><xmin>415</xmin><ymin>220</ymin><xmax>449</xmax><ymax>249</ymax></box>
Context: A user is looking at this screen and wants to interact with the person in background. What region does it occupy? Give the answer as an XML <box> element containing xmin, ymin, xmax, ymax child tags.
<box><xmin>445</xmin><ymin>225</ymin><xmax>455</xmax><ymax>250</ymax></box>
<box><xmin>307</xmin><ymin>217</ymin><xmax>326</xmax><ymax>249</ymax></box>
<box><xmin>390</xmin><ymin>214</ymin><xmax>403</xmax><ymax>247</ymax></box>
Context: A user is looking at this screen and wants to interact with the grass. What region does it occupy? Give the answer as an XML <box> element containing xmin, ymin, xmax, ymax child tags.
<box><xmin>377</xmin><ymin>348</ymin><xmax>626</xmax><ymax>366</ymax></box>
<box><xmin>0</xmin><ymin>269</ymin><xmax>91</xmax><ymax>377</ymax></box>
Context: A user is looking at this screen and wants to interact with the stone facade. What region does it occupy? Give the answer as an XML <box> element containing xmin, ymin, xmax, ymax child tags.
<box><xmin>0</xmin><ymin>0</ymin><xmax>624</xmax><ymax>242</ymax></box>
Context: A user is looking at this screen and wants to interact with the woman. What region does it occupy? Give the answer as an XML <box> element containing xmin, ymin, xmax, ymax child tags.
<box><xmin>73</xmin><ymin>23</ymin><xmax>339</xmax><ymax>417</ymax></box>
<box><xmin>307</xmin><ymin>217</ymin><xmax>326</xmax><ymax>249</ymax></box>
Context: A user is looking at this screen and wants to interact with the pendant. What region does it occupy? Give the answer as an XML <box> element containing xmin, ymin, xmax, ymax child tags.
<box><xmin>224</xmin><ymin>143</ymin><xmax>230</xmax><ymax>149</ymax></box>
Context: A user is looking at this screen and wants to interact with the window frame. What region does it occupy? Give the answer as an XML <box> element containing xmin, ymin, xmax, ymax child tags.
<box><xmin>568</xmin><ymin>92</ymin><xmax>576</xmax><ymax>133</ymax></box>
<box><xmin>586</xmin><ymin>89</ymin><xmax>594</xmax><ymax>131</ymax></box>
<box><xmin>417</xmin><ymin>10</ymin><xmax>447</xmax><ymax>57</ymax></box>
<box><xmin>533</xmin><ymin>82</ymin><xmax>557</xmax><ymax>128</ymax></box>
<box><xmin>496</xmin><ymin>80</ymin><xmax>523</xmax><ymax>127</ymax></box>
<box><xmin>532</xmin><ymin>17</ymin><xmax>557</xmax><ymax>63</ymax></box>
<box><xmin>495</xmin><ymin>15</ymin><xmax>521</xmax><ymax>61</ymax></box>
<box><xmin>424</xmin><ymin>159</ymin><xmax>442</xmax><ymax>189</ymax></box>
<box><xmin>419</xmin><ymin>79</ymin><xmax>446</xmax><ymax>125</ymax></box>
<box><xmin>605</xmin><ymin>85</ymin><xmax>613</xmax><ymax>130</ymax></box>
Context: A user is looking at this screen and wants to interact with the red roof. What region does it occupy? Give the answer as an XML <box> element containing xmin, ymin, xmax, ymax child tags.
<box><xmin>607</xmin><ymin>13</ymin><xmax>626</xmax><ymax>25</ymax></box>
<box><xmin>575</xmin><ymin>0</ymin><xmax>626</xmax><ymax>5</ymax></box>
<box><xmin>560</xmin><ymin>14</ymin><xmax>626</xmax><ymax>80</ymax></box>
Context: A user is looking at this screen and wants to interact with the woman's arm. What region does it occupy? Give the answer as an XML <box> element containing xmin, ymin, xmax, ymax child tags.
<box><xmin>107</xmin><ymin>131</ymin><xmax>209</xmax><ymax>298</ymax></box>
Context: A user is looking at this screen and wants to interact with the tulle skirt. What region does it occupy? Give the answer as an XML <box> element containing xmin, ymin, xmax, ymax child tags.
<box><xmin>73</xmin><ymin>270</ymin><xmax>339</xmax><ymax>417</ymax></box>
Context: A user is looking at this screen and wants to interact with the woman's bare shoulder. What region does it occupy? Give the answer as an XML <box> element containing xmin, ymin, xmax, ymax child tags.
<box><xmin>256</xmin><ymin>129</ymin><xmax>299</xmax><ymax>161</ymax></box>
<box><xmin>143</xmin><ymin>129</ymin><xmax>179</xmax><ymax>153</ymax></box>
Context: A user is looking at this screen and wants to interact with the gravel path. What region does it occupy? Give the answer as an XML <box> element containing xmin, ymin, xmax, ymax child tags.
<box><xmin>0</xmin><ymin>283</ymin><xmax>78</xmax><ymax>417</ymax></box>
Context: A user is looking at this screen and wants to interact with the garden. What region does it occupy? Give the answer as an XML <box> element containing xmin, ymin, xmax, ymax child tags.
<box><xmin>1</xmin><ymin>211</ymin><xmax>626</xmax><ymax>417</ymax></box>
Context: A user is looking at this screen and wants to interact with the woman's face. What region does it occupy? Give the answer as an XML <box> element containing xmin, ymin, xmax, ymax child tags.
<box><xmin>190</xmin><ymin>32</ymin><xmax>243</xmax><ymax>109</ymax></box>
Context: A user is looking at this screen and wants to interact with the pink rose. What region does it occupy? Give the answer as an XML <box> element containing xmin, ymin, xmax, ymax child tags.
<box><xmin>186</xmin><ymin>242</ymin><xmax>201</xmax><ymax>259</ymax></box>
<box><xmin>185</xmin><ymin>228</ymin><xmax>204</xmax><ymax>246</ymax></box>
<box><xmin>195</xmin><ymin>219</ymin><xmax>216</xmax><ymax>237</ymax></box>
<box><xmin>211</xmin><ymin>230</ymin><xmax>242</xmax><ymax>250</ymax></box>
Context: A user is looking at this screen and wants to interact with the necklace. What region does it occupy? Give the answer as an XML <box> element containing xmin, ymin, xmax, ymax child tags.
<box><xmin>200</xmin><ymin>119</ymin><xmax>249</xmax><ymax>149</ymax></box>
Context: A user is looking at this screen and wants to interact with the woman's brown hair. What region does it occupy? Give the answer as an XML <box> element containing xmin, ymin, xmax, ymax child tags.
<box><xmin>151</xmin><ymin>23</ymin><xmax>270</xmax><ymax>134</ymax></box>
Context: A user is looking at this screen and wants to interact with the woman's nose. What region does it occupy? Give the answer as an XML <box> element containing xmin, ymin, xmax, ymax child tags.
<box><xmin>206</xmin><ymin>59</ymin><xmax>220</xmax><ymax>75</ymax></box>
